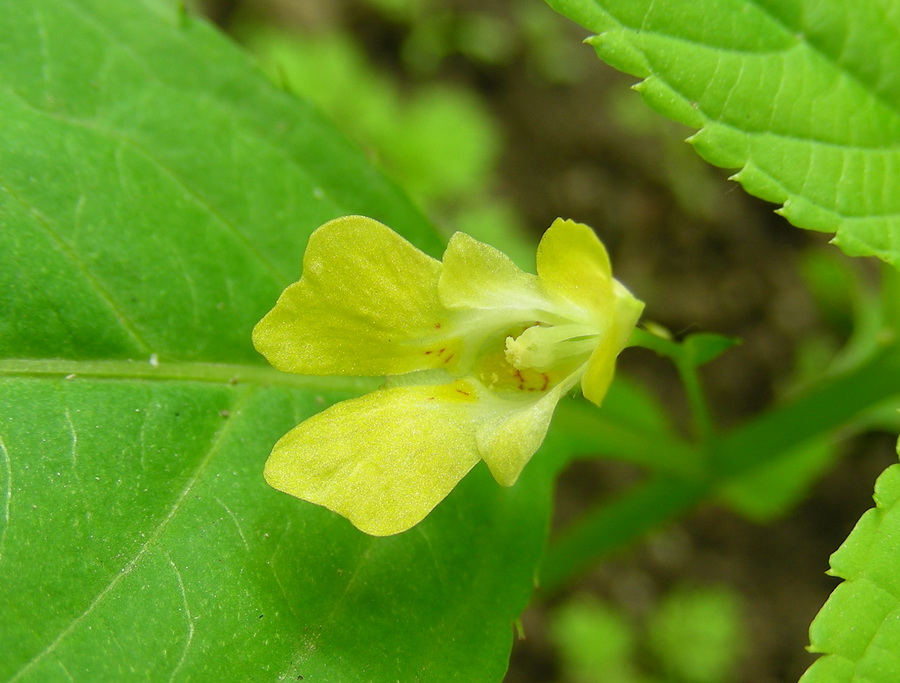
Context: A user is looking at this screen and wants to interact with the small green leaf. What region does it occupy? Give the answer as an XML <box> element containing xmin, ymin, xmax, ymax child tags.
<box><xmin>546</xmin><ymin>0</ymin><xmax>900</xmax><ymax>268</ymax></box>
<box><xmin>681</xmin><ymin>333</ymin><xmax>741</xmax><ymax>367</ymax></box>
<box><xmin>630</xmin><ymin>329</ymin><xmax>738</xmax><ymax>369</ymax></box>
<box><xmin>801</xmin><ymin>457</ymin><xmax>900</xmax><ymax>681</ymax></box>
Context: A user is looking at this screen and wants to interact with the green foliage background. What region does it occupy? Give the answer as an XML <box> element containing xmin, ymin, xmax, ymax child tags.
<box><xmin>3</xmin><ymin>0</ymin><xmax>900</xmax><ymax>680</ymax></box>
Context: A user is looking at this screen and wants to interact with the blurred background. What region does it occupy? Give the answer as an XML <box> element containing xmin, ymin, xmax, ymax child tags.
<box><xmin>193</xmin><ymin>0</ymin><xmax>899</xmax><ymax>679</ymax></box>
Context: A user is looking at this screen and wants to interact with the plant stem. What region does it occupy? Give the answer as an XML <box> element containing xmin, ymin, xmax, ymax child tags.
<box><xmin>713</xmin><ymin>343</ymin><xmax>900</xmax><ymax>478</ymax></box>
<box><xmin>676</xmin><ymin>354</ymin><xmax>716</xmax><ymax>445</ymax></box>
<box><xmin>550</xmin><ymin>398</ymin><xmax>703</xmax><ymax>477</ymax></box>
<box><xmin>541</xmin><ymin>341</ymin><xmax>900</xmax><ymax>593</ymax></box>
<box><xmin>539</xmin><ymin>476</ymin><xmax>708</xmax><ymax>593</ymax></box>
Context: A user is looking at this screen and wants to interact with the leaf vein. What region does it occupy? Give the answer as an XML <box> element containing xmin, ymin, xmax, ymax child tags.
<box><xmin>0</xmin><ymin>181</ymin><xmax>153</xmax><ymax>354</ymax></box>
<box><xmin>166</xmin><ymin>554</ymin><xmax>195</xmax><ymax>683</ymax></box>
<box><xmin>600</xmin><ymin>3</ymin><xmax>900</xmax><ymax>151</ymax></box>
<box><xmin>1</xmin><ymin>82</ymin><xmax>293</xmax><ymax>288</ymax></box>
<box><xmin>9</xmin><ymin>387</ymin><xmax>258</xmax><ymax>681</ymax></box>
<box><xmin>214</xmin><ymin>497</ymin><xmax>250</xmax><ymax>554</ymax></box>
<box><xmin>278</xmin><ymin>541</ymin><xmax>379</xmax><ymax>679</ymax></box>
<box><xmin>15</xmin><ymin>0</ymin><xmax>297</xmax><ymax>284</ymax></box>
<box><xmin>0</xmin><ymin>434</ymin><xmax>11</xmax><ymax>563</ymax></box>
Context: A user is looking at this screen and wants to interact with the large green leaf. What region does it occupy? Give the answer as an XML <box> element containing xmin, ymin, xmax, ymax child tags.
<box><xmin>801</xmin><ymin>455</ymin><xmax>900</xmax><ymax>681</ymax></box>
<box><xmin>0</xmin><ymin>1</ymin><xmax>552</xmax><ymax>679</ymax></box>
<box><xmin>546</xmin><ymin>0</ymin><xmax>900</xmax><ymax>268</ymax></box>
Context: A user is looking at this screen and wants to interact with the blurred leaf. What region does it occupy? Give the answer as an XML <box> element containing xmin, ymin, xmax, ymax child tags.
<box><xmin>551</xmin><ymin>586</ymin><xmax>744</xmax><ymax>683</ymax></box>
<box><xmin>600</xmin><ymin>375</ymin><xmax>674</xmax><ymax>436</ymax></box>
<box><xmin>720</xmin><ymin>437</ymin><xmax>838</xmax><ymax>522</ymax></box>
<box><xmin>801</xmin><ymin>458</ymin><xmax>900</xmax><ymax>681</ymax></box>
<box><xmin>647</xmin><ymin>585</ymin><xmax>744</xmax><ymax>683</ymax></box>
<box><xmin>550</xmin><ymin>597</ymin><xmax>639</xmax><ymax>683</ymax></box>
<box><xmin>0</xmin><ymin>1</ymin><xmax>552</xmax><ymax>680</ymax></box>
<box><xmin>546</xmin><ymin>0</ymin><xmax>900</xmax><ymax>269</ymax></box>
<box><xmin>517</xmin><ymin>1</ymin><xmax>591</xmax><ymax>83</ymax></box>
<box><xmin>799</xmin><ymin>249</ymin><xmax>858</xmax><ymax>333</ymax></box>
<box><xmin>241</xmin><ymin>29</ymin><xmax>499</xmax><ymax>204</ymax></box>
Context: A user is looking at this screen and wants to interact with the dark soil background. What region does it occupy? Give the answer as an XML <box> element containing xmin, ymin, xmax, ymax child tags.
<box><xmin>200</xmin><ymin>1</ymin><xmax>898</xmax><ymax>680</ymax></box>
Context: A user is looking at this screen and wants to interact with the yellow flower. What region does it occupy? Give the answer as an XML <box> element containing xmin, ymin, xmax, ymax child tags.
<box><xmin>253</xmin><ymin>216</ymin><xmax>644</xmax><ymax>535</ymax></box>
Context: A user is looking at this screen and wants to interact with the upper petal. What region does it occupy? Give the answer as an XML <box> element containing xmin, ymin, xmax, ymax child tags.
<box><xmin>253</xmin><ymin>216</ymin><xmax>459</xmax><ymax>376</ymax></box>
<box><xmin>536</xmin><ymin>218</ymin><xmax>614</xmax><ymax>320</ymax></box>
<box><xmin>439</xmin><ymin>231</ymin><xmax>550</xmax><ymax>315</ymax></box>
<box><xmin>264</xmin><ymin>381</ymin><xmax>483</xmax><ymax>536</ymax></box>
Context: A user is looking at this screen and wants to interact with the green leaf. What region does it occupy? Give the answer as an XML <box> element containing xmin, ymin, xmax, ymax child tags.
<box><xmin>0</xmin><ymin>1</ymin><xmax>551</xmax><ymax>679</ymax></box>
<box><xmin>546</xmin><ymin>0</ymin><xmax>900</xmax><ymax>268</ymax></box>
<box><xmin>801</xmin><ymin>456</ymin><xmax>900</xmax><ymax>681</ymax></box>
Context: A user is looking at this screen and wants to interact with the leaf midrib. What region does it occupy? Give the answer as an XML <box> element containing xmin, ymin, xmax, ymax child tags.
<box><xmin>0</xmin><ymin>358</ymin><xmax>382</xmax><ymax>392</ymax></box>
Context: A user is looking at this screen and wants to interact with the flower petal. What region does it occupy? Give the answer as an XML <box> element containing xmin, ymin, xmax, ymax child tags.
<box><xmin>253</xmin><ymin>216</ymin><xmax>459</xmax><ymax>376</ymax></box>
<box><xmin>536</xmin><ymin>218</ymin><xmax>614</xmax><ymax>319</ymax></box>
<box><xmin>264</xmin><ymin>381</ymin><xmax>483</xmax><ymax>536</ymax></box>
<box><xmin>439</xmin><ymin>231</ymin><xmax>549</xmax><ymax>314</ymax></box>
<box><xmin>581</xmin><ymin>281</ymin><xmax>645</xmax><ymax>406</ymax></box>
<box><xmin>475</xmin><ymin>378</ymin><xmax>574</xmax><ymax>487</ymax></box>
<box><xmin>580</xmin><ymin>328</ymin><xmax>619</xmax><ymax>407</ymax></box>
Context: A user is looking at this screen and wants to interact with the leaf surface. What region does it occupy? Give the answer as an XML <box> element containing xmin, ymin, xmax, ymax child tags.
<box><xmin>0</xmin><ymin>1</ymin><xmax>551</xmax><ymax>680</ymax></box>
<box><xmin>546</xmin><ymin>0</ymin><xmax>900</xmax><ymax>268</ymax></box>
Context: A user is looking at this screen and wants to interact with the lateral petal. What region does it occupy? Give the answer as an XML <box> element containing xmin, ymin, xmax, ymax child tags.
<box><xmin>580</xmin><ymin>328</ymin><xmax>619</xmax><ymax>408</ymax></box>
<box><xmin>581</xmin><ymin>281</ymin><xmax>645</xmax><ymax>406</ymax></box>
<box><xmin>253</xmin><ymin>216</ymin><xmax>459</xmax><ymax>376</ymax></box>
<box><xmin>264</xmin><ymin>381</ymin><xmax>483</xmax><ymax>536</ymax></box>
<box><xmin>475</xmin><ymin>378</ymin><xmax>574</xmax><ymax>487</ymax></box>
